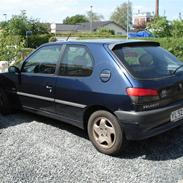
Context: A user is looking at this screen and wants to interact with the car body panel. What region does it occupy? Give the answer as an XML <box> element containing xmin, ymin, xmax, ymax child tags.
<box><xmin>17</xmin><ymin>73</ymin><xmax>56</xmax><ymax>112</ymax></box>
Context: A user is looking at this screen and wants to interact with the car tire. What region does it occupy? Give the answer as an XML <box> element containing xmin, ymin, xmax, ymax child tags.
<box><xmin>87</xmin><ymin>110</ymin><xmax>124</xmax><ymax>155</ymax></box>
<box><xmin>0</xmin><ymin>89</ymin><xmax>12</xmax><ymax>115</ymax></box>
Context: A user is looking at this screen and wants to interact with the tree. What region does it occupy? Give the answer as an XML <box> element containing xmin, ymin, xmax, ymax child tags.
<box><xmin>63</xmin><ymin>14</ymin><xmax>88</xmax><ymax>24</ymax></box>
<box><xmin>171</xmin><ymin>19</ymin><xmax>183</xmax><ymax>37</ymax></box>
<box><xmin>147</xmin><ymin>16</ymin><xmax>172</xmax><ymax>37</ymax></box>
<box><xmin>0</xmin><ymin>10</ymin><xmax>48</xmax><ymax>37</ymax></box>
<box><xmin>110</xmin><ymin>2</ymin><xmax>132</xmax><ymax>30</ymax></box>
<box><xmin>0</xmin><ymin>32</ymin><xmax>24</xmax><ymax>61</ymax></box>
<box><xmin>0</xmin><ymin>11</ymin><xmax>50</xmax><ymax>49</ymax></box>
<box><xmin>86</xmin><ymin>11</ymin><xmax>104</xmax><ymax>22</ymax></box>
<box><xmin>29</xmin><ymin>19</ymin><xmax>49</xmax><ymax>35</ymax></box>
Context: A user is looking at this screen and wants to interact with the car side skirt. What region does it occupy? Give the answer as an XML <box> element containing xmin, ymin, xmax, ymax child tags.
<box><xmin>22</xmin><ymin>105</ymin><xmax>84</xmax><ymax>129</ymax></box>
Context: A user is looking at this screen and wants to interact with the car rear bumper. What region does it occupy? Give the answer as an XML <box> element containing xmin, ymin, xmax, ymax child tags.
<box><xmin>115</xmin><ymin>100</ymin><xmax>183</xmax><ymax>140</ymax></box>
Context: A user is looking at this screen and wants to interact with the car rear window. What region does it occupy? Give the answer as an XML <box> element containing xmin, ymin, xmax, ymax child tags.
<box><xmin>112</xmin><ymin>45</ymin><xmax>183</xmax><ymax>79</ymax></box>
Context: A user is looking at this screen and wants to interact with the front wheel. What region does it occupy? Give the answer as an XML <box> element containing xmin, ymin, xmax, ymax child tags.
<box><xmin>87</xmin><ymin>110</ymin><xmax>124</xmax><ymax>155</ymax></box>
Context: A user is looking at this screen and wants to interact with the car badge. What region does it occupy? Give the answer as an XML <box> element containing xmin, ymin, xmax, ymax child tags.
<box><xmin>161</xmin><ymin>90</ymin><xmax>167</xmax><ymax>98</ymax></box>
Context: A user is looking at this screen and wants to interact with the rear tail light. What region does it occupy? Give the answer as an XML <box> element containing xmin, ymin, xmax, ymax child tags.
<box><xmin>127</xmin><ymin>88</ymin><xmax>158</xmax><ymax>97</ymax></box>
<box><xmin>127</xmin><ymin>88</ymin><xmax>160</xmax><ymax>110</ymax></box>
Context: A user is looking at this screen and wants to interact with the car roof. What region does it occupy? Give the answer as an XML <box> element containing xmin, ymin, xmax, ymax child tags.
<box><xmin>43</xmin><ymin>39</ymin><xmax>160</xmax><ymax>49</ymax></box>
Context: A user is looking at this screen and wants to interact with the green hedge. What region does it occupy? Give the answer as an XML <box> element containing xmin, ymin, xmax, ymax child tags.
<box><xmin>27</xmin><ymin>34</ymin><xmax>51</xmax><ymax>48</ymax></box>
<box><xmin>55</xmin><ymin>32</ymin><xmax>126</xmax><ymax>39</ymax></box>
<box><xmin>142</xmin><ymin>37</ymin><xmax>183</xmax><ymax>61</ymax></box>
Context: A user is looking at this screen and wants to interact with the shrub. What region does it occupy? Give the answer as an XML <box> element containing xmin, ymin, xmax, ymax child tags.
<box><xmin>55</xmin><ymin>32</ymin><xmax>127</xmax><ymax>39</ymax></box>
<box><xmin>97</xmin><ymin>28</ymin><xmax>115</xmax><ymax>35</ymax></box>
<box><xmin>49</xmin><ymin>36</ymin><xmax>57</xmax><ymax>42</ymax></box>
<box><xmin>27</xmin><ymin>34</ymin><xmax>51</xmax><ymax>48</ymax></box>
<box><xmin>145</xmin><ymin>37</ymin><xmax>183</xmax><ymax>61</ymax></box>
<box><xmin>0</xmin><ymin>33</ymin><xmax>24</xmax><ymax>62</ymax></box>
<box><xmin>147</xmin><ymin>16</ymin><xmax>172</xmax><ymax>38</ymax></box>
<box><xmin>171</xmin><ymin>20</ymin><xmax>183</xmax><ymax>38</ymax></box>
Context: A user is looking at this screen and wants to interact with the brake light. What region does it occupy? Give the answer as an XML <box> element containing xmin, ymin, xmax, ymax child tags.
<box><xmin>127</xmin><ymin>88</ymin><xmax>158</xmax><ymax>96</ymax></box>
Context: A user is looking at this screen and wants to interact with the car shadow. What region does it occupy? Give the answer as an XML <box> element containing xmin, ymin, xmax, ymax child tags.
<box><xmin>0</xmin><ymin>112</ymin><xmax>36</xmax><ymax>128</ymax></box>
<box><xmin>1</xmin><ymin>111</ymin><xmax>183</xmax><ymax>161</ymax></box>
<box><xmin>41</xmin><ymin>115</ymin><xmax>183</xmax><ymax>161</ymax></box>
<box><xmin>0</xmin><ymin>111</ymin><xmax>87</xmax><ymax>139</ymax></box>
<box><xmin>120</xmin><ymin>125</ymin><xmax>183</xmax><ymax>161</ymax></box>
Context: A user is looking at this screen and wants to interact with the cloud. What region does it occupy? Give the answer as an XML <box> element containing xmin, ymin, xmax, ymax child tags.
<box><xmin>1</xmin><ymin>0</ymin><xmax>179</xmax><ymax>23</ymax></box>
<box><xmin>0</xmin><ymin>0</ymin><xmax>80</xmax><ymax>22</ymax></box>
<box><xmin>0</xmin><ymin>0</ymin><xmax>125</xmax><ymax>22</ymax></box>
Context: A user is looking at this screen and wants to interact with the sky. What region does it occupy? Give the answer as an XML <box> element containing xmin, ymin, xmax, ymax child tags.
<box><xmin>0</xmin><ymin>0</ymin><xmax>182</xmax><ymax>23</ymax></box>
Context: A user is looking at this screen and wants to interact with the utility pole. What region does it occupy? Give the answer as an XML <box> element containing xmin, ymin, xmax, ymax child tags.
<box><xmin>163</xmin><ymin>10</ymin><xmax>166</xmax><ymax>17</ymax></box>
<box><xmin>179</xmin><ymin>12</ymin><xmax>182</xmax><ymax>20</ymax></box>
<box><xmin>127</xmin><ymin>0</ymin><xmax>129</xmax><ymax>39</ymax></box>
<box><xmin>90</xmin><ymin>5</ymin><xmax>93</xmax><ymax>32</ymax></box>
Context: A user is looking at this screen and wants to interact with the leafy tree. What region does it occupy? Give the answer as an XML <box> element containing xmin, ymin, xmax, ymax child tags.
<box><xmin>29</xmin><ymin>19</ymin><xmax>49</xmax><ymax>35</ymax></box>
<box><xmin>0</xmin><ymin>11</ymin><xmax>48</xmax><ymax>37</ymax></box>
<box><xmin>147</xmin><ymin>16</ymin><xmax>172</xmax><ymax>37</ymax></box>
<box><xmin>0</xmin><ymin>11</ymin><xmax>28</xmax><ymax>36</ymax></box>
<box><xmin>86</xmin><ymin>11</ymin><xmax>104</xmax><ymax>22</ymax></box>
<box><xmin>63</xmin><ymin>14</ymin><xmax>88</xmax><ymax>24</ymax></box>
<box><xmin>0</xmin><ymin>32</ymin><xmax>24</xmax><ymax>61</ymax></box>
<box><xmin>171</xmin><ymin>19</ymin><xmax>183</xmax><ymax>37</ymax></box>
<box><xmin>110</xmin><ymin>2</ymin><xmax>132</xmax><ymax>30</ymax></box>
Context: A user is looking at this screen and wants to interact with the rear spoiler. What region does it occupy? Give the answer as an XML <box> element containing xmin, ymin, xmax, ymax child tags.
<box><xmin>108</xmin><ymin>41</ymin><xmax>160</xmax><ymax>50</ymax></box>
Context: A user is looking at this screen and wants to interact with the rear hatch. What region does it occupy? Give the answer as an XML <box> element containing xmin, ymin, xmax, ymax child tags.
<box><xmin>128</xmin><ymin>75</ymin><xmax>183</xmax><ymax>111</ymax></box>
<box><xmin>109</xmin><ymin>41</ymin><xmax>183</xmax><ymax>111</ymax></box>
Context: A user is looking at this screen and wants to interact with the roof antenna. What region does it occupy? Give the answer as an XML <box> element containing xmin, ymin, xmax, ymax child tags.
<box><xmin>66</xmin><ymin>24</ymin><xmax>79</xmax><ymax>41</ymax></box>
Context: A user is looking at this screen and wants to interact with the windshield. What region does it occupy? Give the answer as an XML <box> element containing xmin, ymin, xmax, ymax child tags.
<box><xmin>113</xmin><ymin>46</ymin><xmax>182</xmax><ymax>79</ymax></box>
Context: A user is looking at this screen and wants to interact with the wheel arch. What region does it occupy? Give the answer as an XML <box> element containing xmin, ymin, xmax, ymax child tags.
<box><xmin>83</xmin><ymin>105</ymin><xmax>116</xmax><ymax>131</ymax></box>
<box><xmin>0</xmin><ymin>75</ymin><xmax>15</xmax><ymax>90</ymax></box>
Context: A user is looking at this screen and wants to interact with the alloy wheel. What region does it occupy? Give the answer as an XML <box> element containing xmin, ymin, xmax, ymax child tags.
<box><xmin>92</xmin><ymin>117</ymin><xmax>116</xmax><ymax>149</ymax></box>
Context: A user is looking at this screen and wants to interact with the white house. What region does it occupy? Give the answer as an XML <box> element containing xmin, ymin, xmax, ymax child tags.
<box><xmin>50</xmin><ymin>21</ymin><xmax>126</xmax><ymax>35</ymax></box>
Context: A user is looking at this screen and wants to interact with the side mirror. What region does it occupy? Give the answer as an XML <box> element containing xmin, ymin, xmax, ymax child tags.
<box><xmin>8</xmin><ymin>66</ymin><xmax>20</xmax><ymax>74</ymax></box>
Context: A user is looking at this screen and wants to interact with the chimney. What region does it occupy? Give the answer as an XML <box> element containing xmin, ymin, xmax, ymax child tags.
<box><xmin>155</xmin><ymin>0</ymin><xmax>159</xmax><ymax>16</ymax></box>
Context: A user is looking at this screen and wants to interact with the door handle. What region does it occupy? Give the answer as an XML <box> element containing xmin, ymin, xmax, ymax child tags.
<box><xmin>46</xmin><ymin>85</ymin><xmax>52</xmax><ymax>93</ymax></box>
<box><xmin>46</xmin><ymin>86</ymin><xmax>52</xmax><ymax>89</ymax></box>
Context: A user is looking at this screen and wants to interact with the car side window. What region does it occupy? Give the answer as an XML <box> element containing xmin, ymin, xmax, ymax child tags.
<box><xmin>22</xmin><ymin>45</ymin><xmax>62</xmax><ymax>74</ymax></box>
<box><xmin>59</xmin><ymin>45</ymin><xmax>93</xmax><ymax>76</ymax></box>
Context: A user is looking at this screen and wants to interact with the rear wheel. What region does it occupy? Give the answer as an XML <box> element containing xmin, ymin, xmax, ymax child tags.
<box><xmin>87</xmin><ymin>110</ymin><xmax>124</xmax><ymax>155</ymax></box>
<box><xmin>0</xmin><ymin>89</ymin><xmax>12</xmax><ymax>115</ymax></box>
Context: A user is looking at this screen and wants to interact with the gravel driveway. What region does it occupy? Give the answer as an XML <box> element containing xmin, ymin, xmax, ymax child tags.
<box><xmin>0</xmin><ymin>112</ymin><xmax>183</xmax><ymax>183</ymax></box>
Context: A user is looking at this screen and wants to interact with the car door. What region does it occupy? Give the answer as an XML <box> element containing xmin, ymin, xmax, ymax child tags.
<box><xmin>17</xmin><ymin>44</ymin><xmax>63</xmax><ymax>112</ymax></box>
<box><xmin>54</xmin><ymin>44</ymin><xmax>94</xmax><ymax>123</ymax></box>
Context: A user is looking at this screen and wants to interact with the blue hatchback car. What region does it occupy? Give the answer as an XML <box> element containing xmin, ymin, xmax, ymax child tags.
<box><xmin>1</xmin><ymin>39</ymin><xmax>183</xmax><ymax>155</ymax></box>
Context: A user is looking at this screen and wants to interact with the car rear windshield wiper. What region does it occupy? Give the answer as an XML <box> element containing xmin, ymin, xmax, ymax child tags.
<box><xmin>173</xmin><ymin>64</ymin><xmax>183</xmax><ymax>74</ymax></box>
